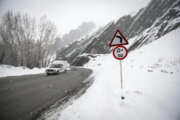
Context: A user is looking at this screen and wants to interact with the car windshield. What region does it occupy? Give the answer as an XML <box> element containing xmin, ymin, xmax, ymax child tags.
<box><xmin>50</xmin><ymin>64</ymin><xmax>63</xmax><ymax>68</ymax></box>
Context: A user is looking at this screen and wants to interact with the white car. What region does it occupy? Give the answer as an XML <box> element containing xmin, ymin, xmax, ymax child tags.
<box><xmin>45</xmin><ymin>60</ymin><xmax>69</xmax><ymax>75</ymax></box>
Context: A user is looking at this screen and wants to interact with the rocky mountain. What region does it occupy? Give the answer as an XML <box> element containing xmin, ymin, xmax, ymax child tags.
<box><xmin>62</xmin><ymin>21</ymin><xmax>96</xmax><ymax>45</ymax></box>
<box><xmin>56</xmin><ymin>0</ymin><xmax>180</xmax><ymax>66</ymax></box>
<box><xmin>56</xmin><ymin>22</ymin><xmax>112</xmax><ymax>65</ymax></box>
<box><xmin>128</xmin><ymin>0</ymin><xmax>180</xmax><ymax>51</ymax></box>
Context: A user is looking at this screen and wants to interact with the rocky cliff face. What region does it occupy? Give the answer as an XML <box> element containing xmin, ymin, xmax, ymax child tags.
<box><xmin>62</xmin><ymin>21</ymin><xmax>96</xmax><ymax>45</ymax></box>
<box><xmin>56</xmin><ymin>0</ymin><xmax>180</xmax><ymax>66</ymax></box>
<box><xmin>56</xmin><ymin>23</ymin><xmax>112</xmax><ymax>64</ymax></box>
<box><xmin>128</xmin><ymin>0</ymin><xmax>180</xmax><ymax>51</ymax></box>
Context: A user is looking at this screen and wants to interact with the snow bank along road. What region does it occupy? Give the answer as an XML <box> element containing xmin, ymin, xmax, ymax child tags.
<box><xmin>0</xmin><ymin>67</ymin><xmax>92</xmax><ymax>120</ymax></box>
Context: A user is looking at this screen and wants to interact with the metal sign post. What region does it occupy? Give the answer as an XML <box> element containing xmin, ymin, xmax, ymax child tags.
<box><xmin>120</xmin><ymin>60</ymin><xmax>123</xmax><ymax>89</ymax></box>
<box><xmin>120</xmin><ymin>60</ymin><xmax>125</xmax><ymax>99</ymax></box>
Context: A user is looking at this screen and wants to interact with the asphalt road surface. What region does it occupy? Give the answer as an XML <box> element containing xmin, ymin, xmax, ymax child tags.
<box><xmin>0</xmin><ymin>68</ymin><xmax>92</xmax><ymax>120</ymax></box>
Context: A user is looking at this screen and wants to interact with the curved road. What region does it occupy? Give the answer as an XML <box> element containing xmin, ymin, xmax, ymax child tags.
<box><xmin>0</xmin><ymin>68</ymin><xmax>92</xmax><ymax>120</ymax></box>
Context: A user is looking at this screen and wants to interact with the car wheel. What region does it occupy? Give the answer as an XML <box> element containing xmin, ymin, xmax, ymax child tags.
<box><xmin>64</xmin><ymin>69</ymin><xmax>67</xmax><ymax>73</ymax></box>
<box><xmin>57</xmin><ymin>71</ymin><xmax>59</xmax><ymax>74</ymax></box>
<box><xmin>46</xmin><ymin>73</ymin><xmax>50</xmax><ymax>75</ymax></box>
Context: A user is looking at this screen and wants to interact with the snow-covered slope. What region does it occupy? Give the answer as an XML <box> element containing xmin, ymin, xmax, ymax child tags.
<box><xmin>0</xmin><ymin>65</ymin><xmax>45</xmax><ymax>78</ymax></box>
<box><xmin>55</xmin><ymin>28</ymin><xmax>180</xmax><ymax>120</ymax></box>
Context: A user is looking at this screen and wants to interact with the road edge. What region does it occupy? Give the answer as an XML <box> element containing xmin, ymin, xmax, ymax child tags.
<box><xmin>34</xmin><ymin>69</ymin><xmax>94</xmax><ymax>120</ymax></box>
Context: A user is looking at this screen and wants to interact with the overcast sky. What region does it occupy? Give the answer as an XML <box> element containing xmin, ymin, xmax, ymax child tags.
<box><xmin>0</xmin><ymin>0</ymin><xmax>150</xmax><ymax>36</ymax></box>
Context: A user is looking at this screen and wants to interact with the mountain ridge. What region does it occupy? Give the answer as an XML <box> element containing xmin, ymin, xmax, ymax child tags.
<box><xmin>56</xmin><ymin>0</ymin><xmax>180</xmax><ymax>66</ymax></box>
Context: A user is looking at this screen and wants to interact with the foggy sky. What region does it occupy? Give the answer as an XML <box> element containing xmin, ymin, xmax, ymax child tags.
<box><xmin>0</xmin><ymin>0</ymin><xmax>150</xmax><ymax>36</ymax></box>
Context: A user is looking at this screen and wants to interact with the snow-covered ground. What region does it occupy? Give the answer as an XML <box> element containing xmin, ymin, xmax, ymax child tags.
<box><xmin>53</xmin><ymin>28</ymin><xmax>180</xmax><ymax>120</ymax></box>
<box><xmin>0</xmin><ymin>65</ymin><xmax>45</xmax><ymax>78</ymax></box>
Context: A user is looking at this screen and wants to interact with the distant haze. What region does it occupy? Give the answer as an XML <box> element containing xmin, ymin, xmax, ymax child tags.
<box><xmin>0</xmin><ymin>0</ymin><xmax>150</xmax><ymax>36</ymax></box>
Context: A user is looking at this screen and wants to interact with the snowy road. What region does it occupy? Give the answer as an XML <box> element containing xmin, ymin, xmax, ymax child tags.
<box><xmin>0</xmin><ymin>68</ymin><xmax>92</xmax><ymax>120</ymax></box>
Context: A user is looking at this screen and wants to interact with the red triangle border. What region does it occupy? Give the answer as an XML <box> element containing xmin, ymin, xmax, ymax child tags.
<box><xmin>109</xmin><ymin>29</ymin><xmax>128</xmax><ymax>46</ymax></box>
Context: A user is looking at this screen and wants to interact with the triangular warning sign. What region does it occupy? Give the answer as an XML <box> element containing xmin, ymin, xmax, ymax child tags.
<box><xmin>109</xmin><ymin>30</ymin><xmax>128</xmax><ymax>46</ymax></box>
